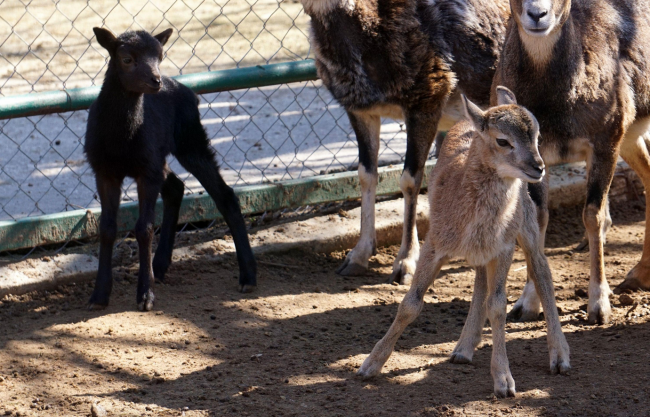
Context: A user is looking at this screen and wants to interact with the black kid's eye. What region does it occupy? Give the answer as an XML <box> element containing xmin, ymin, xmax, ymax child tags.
<box><xmin>122</xmin><ymin>57</ymin><xmax>133</xmax><ymax>64</ymax></box>
<box><xmin>496</xmin><ymin>138</ymin><xmax>511</xmax><ymax>148</ymax></box>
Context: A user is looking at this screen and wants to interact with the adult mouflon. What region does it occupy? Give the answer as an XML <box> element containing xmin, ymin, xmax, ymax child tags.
<box><xmin>302</xmin><ymin>0</ymin><xmax>508</xmax><ymax>283</ymax></box>
<box><xmin>493</xmin><ymin>0</ymin><xmax>650</xmax><ymax>325</ymax></box>
<box><xmin>85</xmin><ymin>28</ymin><xmax>257</xmax><ymax>311</ymax></box>
<box><xmin>357</xmin><ymin>87</ymin><xmax>570</xmax><ymax>398</ymax></box>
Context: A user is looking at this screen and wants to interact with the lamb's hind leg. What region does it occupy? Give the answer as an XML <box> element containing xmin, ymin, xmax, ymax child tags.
<box><xmin>152</xmin><ymin>168</ymin><xmax>184</xmax><ymax>282</ymax></box>
<box><xmin>450</xmin><ymin>266</ymin><xmax>488</xmax><ymax>364</ymax></box>
<box><xmin>390</xmin><ymin>108</ymin><xmax>440</xmax><ymax>284</ymax></box>
<box><xmin>357</xmin><ymin>240</ymin><xmax>446</xmax><ymax>377</ymax></box>
<box><xmin>176</xmin><ymin>150</ymin><xmax>257</xmax><ymax>292</ymax></box>
<box><xmin>486</xmin><ymin>248</ymin><xmax>516</xmax><ymax>398</ymax></box>
<box><xmin>508</xmin><ymin>176</ymin><xmax>547</xmax><ymax>322</ymax></box>
<box><xmin>337</xmin><ymin>111</ymin><xmax>380</xmax><ymax>276</ymax></box>
<box><xmin>617</xmin><ymin>131</ymin><xmax>650</xmax><ymax>291</ymax></box>
<box><xmin>518</xmin><ymin>207</ymin><xmax>570</xmax><ymax>375</ymax></box>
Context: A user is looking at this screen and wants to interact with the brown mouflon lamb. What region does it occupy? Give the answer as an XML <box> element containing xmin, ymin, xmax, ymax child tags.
<box><xmin>357</xmin><ymin>87</ymin><xmax>570</xmax><ymax>398</ymax></box>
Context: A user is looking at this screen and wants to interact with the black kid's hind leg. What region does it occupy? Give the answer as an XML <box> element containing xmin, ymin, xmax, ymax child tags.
<box><xmin>153</xmin><ymin>170</ymin><xmax>184</xmax><ymax>282</ymax></box>
<box><xmin>176</xmin><ymin>151</ymin><xmax>257</xmax><ymax>292</ymax></box>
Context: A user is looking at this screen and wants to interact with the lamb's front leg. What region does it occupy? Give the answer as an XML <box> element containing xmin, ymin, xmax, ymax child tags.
<box><xmin>451</xmin><ymin>266</ymin><xmax>488</xmax><ymax>364</ymax></box>
<box><xmin>134</xmin><ymin>176</ymin><xmax>163</xmax><ymax>311</ymax></box>
<box><xmin>357</xmin><ymin>240</ymin><xmax>446</xmax><ymax>377</ymax></box>
<box><xmin>518</xmin><ymin>215</ymin><xmax>571</xmax><ymax>375</ymax></box>
<box><xmin>337</xmin><ymin>111</ymin><xmax>381</xmax><ymax>276</ymax></box>
<box><xmin>487</xmin><ymin>248</ymin><xmax>516</xmax><ymax>398</ymax></box>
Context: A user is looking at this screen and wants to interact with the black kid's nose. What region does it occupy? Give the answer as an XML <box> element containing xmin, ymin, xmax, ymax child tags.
<box><xmin>151</xmin><ymin>77</ymin><xmax>161</xmax><ymax>86</ymax></box>
<box><xmin>527</xmin><ymin>9</ymin><xmax>548</xmax><ymax>23</ymax></box>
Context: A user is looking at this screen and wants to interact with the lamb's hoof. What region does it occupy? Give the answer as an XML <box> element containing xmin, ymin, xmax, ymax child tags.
<box><xmin>494</xmin><ymin>373</ymin><xmax>516</xmax><ymax>398</ymax></box>
<box><xmin>450</xmin><ymin>352</ymin><xmax>472</xmax><ymax>364</ymax></box>
<box><xmin>137</xmin><ymin>290</ymin><xmax>155</xmax><ymax>312</ymax></box>
<box><xmin>239</xmin><ymin>284</ymin><xmax>257</xmax><ymax>293</ymax></box>
<box><xmin>87</xmin><ymin>293</ymin><xmax>109</xmax><ymax>311</ymax></box>
<box><xmin>87</xmin><ymin>301</ymin><xmax>108</xmax><ymax>311</ymax></box>
<box><xmin>336</xmin><ymin>259</ymin><xmax>368</xmax><ymax>276</ymax></box>
<box><xmin>357</xmin><ymin>359</ymin><xmax>382</xmax><ymax>379</ymax></box>
<box><xmin>507</xmin><ymin>304</ymin><xmax>542</xmax><ymax>322</ymax></box>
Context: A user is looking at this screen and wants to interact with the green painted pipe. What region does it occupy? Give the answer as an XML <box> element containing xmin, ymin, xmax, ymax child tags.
<box><xmin>0</xmin><ymin>60</ymin><xmax>318</xmax><ymax>120</ymax></box>
<box><xmin>0</xmin><ymin>162</ymin><xmax>435</xmax><ymax>252</ymax></box>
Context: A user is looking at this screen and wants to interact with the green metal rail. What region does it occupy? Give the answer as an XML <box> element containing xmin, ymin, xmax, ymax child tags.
<box><xmin>0</xmin><ymin>162</ymin><xmax>435</xmax><ymax>252</ymax></box>
<box><xmin>0</xmin><ymin>58</ymin><xmax>430</xmax><ymax>252</ymax></box>
<box><xmin>0</xmin><ymin>60</ymin><xmax>318</xmax><ymax>119</ymax></box>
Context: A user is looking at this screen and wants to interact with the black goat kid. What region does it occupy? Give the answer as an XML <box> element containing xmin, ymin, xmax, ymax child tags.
<box><xmin>85</xmin><ymin>28</ymin><xmax>257</xmax><ymax>311</ymax></box>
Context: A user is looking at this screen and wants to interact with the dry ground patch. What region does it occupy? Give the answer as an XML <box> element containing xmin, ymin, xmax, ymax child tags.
<box><xmin>1</xmin><ymin>200</ymin><xmax>650</xmax><ymax>416</ymax></box>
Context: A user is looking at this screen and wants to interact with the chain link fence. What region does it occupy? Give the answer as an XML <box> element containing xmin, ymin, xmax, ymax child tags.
<box><xmin>0</xmin><ymin>0</ymin><xmax>410</xmax><ymax>252</ymax></box>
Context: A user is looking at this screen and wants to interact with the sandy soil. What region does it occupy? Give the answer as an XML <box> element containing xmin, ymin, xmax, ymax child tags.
<box><xmin>1</xmin><ymin>199</ymin><xmax>650</xmax><ymax>416</ymax></box>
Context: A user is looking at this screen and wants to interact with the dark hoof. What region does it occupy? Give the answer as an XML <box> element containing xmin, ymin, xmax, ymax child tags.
<box><xmin>87</xmin><ymin>293</ymin><xmax>109</xmax><ymax>311</ymax></box>
<box><xmin>450</xmin><ymin>352</ymin><xmax>472</xmax><ymax>364</ymax></box>
<box><xmin>573</xmin><ymin>238</ymin><xmax>589</xmax><ymax>252</ymax></box>
<box><xmin>336</xmin><ymin>260</ymin><xmax>368</xmax><ymax>276</ymax></box>
<box><xmin>587</xmin><ymin>308</ymin><xmax>610</xmax><ymax>325</ymax></box>
<box><xmin>614</xmin><ymin>277</ymin><xmax>650</xmax><ymax>294</ymax></box>
<box><xmin>388</xmin><ymin>268</ymin><xmax>413</xmax><ymax>286</ymax></box>
<box><xmin>507</xmin><ymin>305</ymin><xmax>542</xmax><ymax>322</ymax></box>
<box><xmin>87</xmin><ymin>301</ymin><xmax>109</xmax><ymax>311</ymax></box>
<box><xmin>239</xmin><ymin>284</ymin><xmax>257</xmax><ymax>293</ymax></box>
<box><xmin>137</xmin><ymin>290</ymin><xmax>155</xmax><ymax>312</ymax></box>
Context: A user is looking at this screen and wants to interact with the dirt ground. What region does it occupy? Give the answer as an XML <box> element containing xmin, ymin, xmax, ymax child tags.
<box><xmin>1</xmin><ymin>199</ymin><xmax>650</xmax><ymax>417</ymax></box>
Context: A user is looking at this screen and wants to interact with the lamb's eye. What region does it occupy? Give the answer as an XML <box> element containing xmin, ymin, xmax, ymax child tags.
<box><xmin>122</xmin><ymin>57</ymin><xmax>133</xmax><ymax>64</ymax></box>
<box><xmin>496</xmin><ymin>138</ymin><xmax>511</xmax><ymax>148</ymax></box>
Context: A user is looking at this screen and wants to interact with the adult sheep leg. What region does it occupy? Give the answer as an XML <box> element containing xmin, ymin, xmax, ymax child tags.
<box><xmin>583</xmin><ymin>143</ymin><xmax>619</xmax><ymax>325</ymax></box>
<box><xmin>357</xmin><ymin>240</ymin><xmax>447</xmax><ymax>377</ymax></box>
<box><xmin>337</xmin><ymin>111</ymin><xmax>380</xmax><ymax>276</ymax></box>
<box><xmin>617</xmin><ymin>131</ymin><xmax>650</xmax><ymax>291</ymax></box>
<box><xmin>390</xmin><ymin>109</ymin><xmax>440</xmax><ymax>284</ymax></box>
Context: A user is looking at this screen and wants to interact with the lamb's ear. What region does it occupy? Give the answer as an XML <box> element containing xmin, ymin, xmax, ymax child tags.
<box><xmin>153</xmin><ymin>28</ymin><xmax>173</xmax><ymax>46</ymax></box>
<box><xmin>462</xmin><ymin>94</ymin><xmax>486</xmax><ymax>131</ymax></box>
<box><xmin>93</xmin><ymin>27</ymin><xmax>117</xmax><ymax>54</ymax></box>
<box><xmin>496</xmin><ymin>86</ymin><xmax>517</xmax><ymax>106</ymax></box>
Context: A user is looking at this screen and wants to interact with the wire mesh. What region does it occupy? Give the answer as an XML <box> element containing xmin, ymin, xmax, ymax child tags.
<box><xmin>0</xmin><ymin>0</ymin><xmax>409</xmax><ymax>238</ymax></box>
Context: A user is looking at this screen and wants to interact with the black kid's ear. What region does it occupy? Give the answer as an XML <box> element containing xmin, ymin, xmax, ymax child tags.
<box><xmin>496</xmin><ymin>85</ymin><xmax>517</xmax><ymax>106</ymax></box>
<box><xmin>462</xmin><ymin>94</ymin><xmax>486</xmax><ymax>131</ymax></box>
<box><xmin>93</xmin><ymin>27</ymin><xmax>117</xmax><ymax>54</ymax></box>
<box><xmin>153</xmin><ymin>28</ymin><xmax>174</xmax><ymax>46</ymax></box>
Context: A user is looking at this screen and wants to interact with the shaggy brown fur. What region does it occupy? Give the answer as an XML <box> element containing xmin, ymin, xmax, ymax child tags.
<box><xmin>494</xmin><ymin>0</ymin><xmax>650</xmax><ymax>325</ymax></box>
<box><xmin>303</xmin><ymin>0</ymin><xmax>508</xmax><ymax>282</ymax></box>
<box><xmin>357</xmin><ymin>88</ymin><xmax>570</xmax><ymax>398</ymax></box>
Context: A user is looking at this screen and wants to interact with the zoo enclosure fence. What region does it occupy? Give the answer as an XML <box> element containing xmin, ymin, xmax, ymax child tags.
<box><xmin>0</xmin><ymin>0</ymin><xmax>431</xmax><ymax>255</ymax></box>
